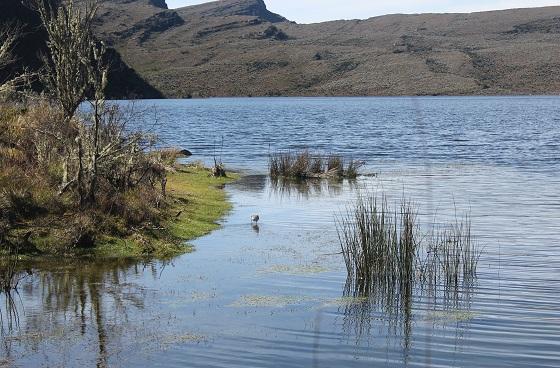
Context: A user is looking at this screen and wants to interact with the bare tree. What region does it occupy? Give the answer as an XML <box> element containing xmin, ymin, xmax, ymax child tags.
<box><xmin>0</xmin><ymin>26</ymin><xmax>17</xmax><ymax>71</ymax></box>
<box><xmin>38</xmin><ymin>0</ymin><xmax>105</xmax><ymax>120</ymax></box>
<box><xmin>0</xmin><ymin>25</ymin><xmax>30</xmax><ymax>96</ymax></box>
<box><xmin>38</xmin><ymin>0</ymin><xmax>112</xmax><ymax>205</ymax></box>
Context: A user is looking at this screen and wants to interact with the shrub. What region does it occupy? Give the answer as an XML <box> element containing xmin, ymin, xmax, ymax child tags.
<box><xmin>0</xmin><ymin>0</ymin><xmax>176</xmax><ymax>253</ymax></box>
<box><xmin>261</xmin><ymin>26</ymin><xmax>289</xmax><ymax>41</ymax></box>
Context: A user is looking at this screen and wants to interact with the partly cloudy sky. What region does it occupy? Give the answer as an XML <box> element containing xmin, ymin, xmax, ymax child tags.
<box><xmin>166</xmin><ymin>0</ymin><xmax>560</xmax><ymax>23</ymax></box>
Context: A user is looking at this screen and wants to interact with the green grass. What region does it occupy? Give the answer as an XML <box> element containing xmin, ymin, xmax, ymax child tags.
<box><xmin>94</xmin><ymin>165</ymin><xmax>239</xmax><ymax>258</ymax></box>
<box><xmin>165</xmin><ymin>166</ymin><xmax>237</xmax><ymax>241</ymax></box>
<box><xmin>4</xmin><ymin>165</ymin><xmax>238</xmax><ymax>260</ymax></box>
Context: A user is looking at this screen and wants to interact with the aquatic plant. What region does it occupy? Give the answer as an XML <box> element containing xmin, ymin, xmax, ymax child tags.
<box><xmin>269</xmin><ymin>150</ymin><xmax>363</xmax><ymax>179</ymax></box>
<box><xmin>336</xmin><ymin>194</ymin><xmax>481</xmax><ymax>348</ymax></box>
<box><xmin>336</xmin><ymin>194</ymin><xmax>481</xmax><ymax>296</ymax></box>
<box><xmin>0</xmin><ymin>245</ymin><xmax>23</xmax><ymax>333</ymax></box>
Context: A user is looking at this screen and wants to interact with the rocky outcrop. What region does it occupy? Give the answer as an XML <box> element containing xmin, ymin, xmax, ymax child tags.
<box><xmin>149</xmin><ymin>0</ymin><xmax>168</xmax><ymax>9</ymax></box>
<box><xmin>199</xmin><ymin>0</ymin><xmax>287</xmax><ymax>23</ymax></box>
<box><xmin>506</xmin><ymin>17</ymin><xmax>560</xmax><ymax>34</ymax></box>
<box><xmin>119</xmin><ymin>11</ymin><xmax>185</xmax><ymax>43</ymax></box>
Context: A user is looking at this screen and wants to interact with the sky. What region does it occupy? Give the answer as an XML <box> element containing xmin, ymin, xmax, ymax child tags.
<box><xmin>166</xmin><ymin>0</ymin><xmax>560</xmax><ymax>23</ymax></box>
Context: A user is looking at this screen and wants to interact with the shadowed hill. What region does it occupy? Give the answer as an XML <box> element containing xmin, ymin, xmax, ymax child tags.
<box><xmin>96</xmin><ymin>0</ymin><xmax>560</xmax><ymax>97</ymax></box>
<box><xmin>0</xmin><ymin>0</ymin><xmax>163</xmax><ymax>99</ymax></box>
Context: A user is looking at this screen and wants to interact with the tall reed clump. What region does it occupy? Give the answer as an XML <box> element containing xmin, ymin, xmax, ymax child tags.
<box><xmin>418</xmin><ymin>214</ymin><xmax>480</xmax><ymax>289</ymax></box>
<box><xmin>337</xmin><ymin>194</ymin><xmax>481</xmax><ymax>297</ymax></box>
<box><xmin>269</xmin><ymin>150</ymin><xmax>362</xmax><ymax>179</ymax></box>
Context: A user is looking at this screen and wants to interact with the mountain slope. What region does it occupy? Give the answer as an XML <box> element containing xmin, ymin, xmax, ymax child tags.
<box><xmin>0</xmin><ymin>0</ymin><xmax>163</xmax><ymax>99</ymax></box>
<box><xmin>97</xmin><ymin>0</ymin><xmax>560</xmax><ymax>97</ymax></box>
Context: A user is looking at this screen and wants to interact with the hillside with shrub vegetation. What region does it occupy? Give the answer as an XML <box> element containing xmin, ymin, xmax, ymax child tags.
<box><xmin>94</xmin><ymin>0</ymin><xmax>560</xmax><ymax>97</ymax></box>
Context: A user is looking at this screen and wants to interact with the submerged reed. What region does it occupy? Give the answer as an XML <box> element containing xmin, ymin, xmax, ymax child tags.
<box><xmin>0</xmin><ymin>245</ymin><xmax>23</xmax><ymax>333</ymax></box>
<box><xmin>269</xmin><ymin>150</ymin><xmax>362</xmax><ymax>179</ymax></box>
<box><xmin>0</xmin><ymin>245</ymin><xmax>21</xmax><ymax>293</ymax></box>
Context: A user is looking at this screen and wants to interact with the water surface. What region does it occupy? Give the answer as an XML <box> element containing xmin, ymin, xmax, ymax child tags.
<box><xmin>1</xmin><ymin>97</ymin><xmax>559</xmax><ymax>367</ymax></box>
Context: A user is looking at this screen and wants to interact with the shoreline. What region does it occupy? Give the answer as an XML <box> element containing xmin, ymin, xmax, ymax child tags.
<box><xmin>109</xmin><ymin>94</ymin><xmax>560</xmax><ymax>102</ymax></box>
<box><xmin>1</xmin><ymin>164</ymin><xmax>239</xmax><ymax>261</ymax></box>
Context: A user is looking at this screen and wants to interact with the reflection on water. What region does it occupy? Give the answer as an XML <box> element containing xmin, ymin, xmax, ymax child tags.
<box><xmin>0</xmin><ymin>255</ymin><xmax>26</xmax><ymax>335</ymax></box>
<box><xmin>340</xmin><ymin>270</ymin><xmax>477</xmax><ymax>355</ymax></box>
<box><xmin>0</xmin><ymin>172</ymin><xmax>492</xmax><ymax>367</ymax></box>
<box><xmin>2</xmin><ymin>164</ymin><xmax>560</xmax><ymax>367</ymax></box>
<box><xmin>0</xmin><ymin>290</ymin><xmax>20</xmax><ymax>335</ymax></box>
<box><xmin>230</xmin><ymin>175</ymin><xmax>267</xmax><ymax>193</ymax></box>
<box><xmin>0</xmin><ymin>258</ymin><xmax>170</xmax><ymax>367</ymax></box>
<box><xmin>232</xmin><ymin>175</ymin><xmax>351</xmax><ymax>199</ymax></box>
<box><xmin>269</xmin><ymin>176</ymin><xmax>350</xmax><ymax>199</ymax></box>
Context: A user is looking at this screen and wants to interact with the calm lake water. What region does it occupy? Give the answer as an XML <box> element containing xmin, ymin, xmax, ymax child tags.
<box><xmin>2</xmin><ymin>97</ymin><xmax>560</xmax><ymax>367</ymax></box>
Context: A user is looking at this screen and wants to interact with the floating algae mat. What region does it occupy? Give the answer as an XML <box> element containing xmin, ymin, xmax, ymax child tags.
<box><xmin>257</xmin><ymin>263</ymin><xmax>329</xmax><ymax>275</ymax></box>
<box><xmin>229</xmin><ymin>295</ymin><xmax>317</xmax><ymax>308</ymax></box>
<box><xmin>320</xmin><ymin>296</ymin><xmax>370</xmax><ymax>308</ymax></box>
<box><xmin>425</xmin><ymin>310</ymin><xmax>478</xmax><ymax>323</ymax></box>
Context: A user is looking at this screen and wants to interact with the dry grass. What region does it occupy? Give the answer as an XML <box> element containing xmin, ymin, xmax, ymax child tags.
<box><xmin>0</xmin><ymin>101</ymin><xmax>191</xmax><ymax>256</ymax></box>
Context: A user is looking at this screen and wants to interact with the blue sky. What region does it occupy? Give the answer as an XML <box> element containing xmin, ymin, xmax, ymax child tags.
<box><xmin>166</xmin><ymin>0</ymin><xmax>560</xmax><ymax>23</ymax></box>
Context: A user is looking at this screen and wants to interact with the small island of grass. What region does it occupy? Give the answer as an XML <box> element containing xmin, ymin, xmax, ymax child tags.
<box><xmin>269</xmin><ymin>150</ymin><xmax>363</xmax><ymax>179</ymax></box>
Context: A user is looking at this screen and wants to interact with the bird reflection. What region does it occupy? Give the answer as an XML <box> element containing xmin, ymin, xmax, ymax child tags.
<box><xmin>252</xmin><ymin>223</ymin><xmax>260</xmax><ymax>234</ymax></box>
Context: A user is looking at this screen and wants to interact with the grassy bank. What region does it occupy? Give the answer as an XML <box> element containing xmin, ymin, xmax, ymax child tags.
<box><xmin>95</xmin><ymin>164</ymin><xmax>238</xmax><ymax>258</ymax></box>
<box><xmin>2</xmin><ymin>164</ymin><xmax>238</xmax><ymax>260</ymax></box>
<box><xmin>0</xmin><ymin>2</ymin><xmax>239</xmax><ymax>263</ymax></box>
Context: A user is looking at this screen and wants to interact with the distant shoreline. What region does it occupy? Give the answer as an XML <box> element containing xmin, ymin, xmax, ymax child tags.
<box><xmin>111</xmin><ymin>94</ymin><xmax>560</xmax><ymax>101</ymax></box>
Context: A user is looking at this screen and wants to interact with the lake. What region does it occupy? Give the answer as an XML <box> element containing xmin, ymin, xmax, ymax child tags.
<box><xmin>1</xmin><ymin>96</ymin><xmax>560</xmax><ymax>367</ymax></box>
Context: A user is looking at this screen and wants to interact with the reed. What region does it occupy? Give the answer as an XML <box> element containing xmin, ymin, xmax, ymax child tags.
<box><xmin>0</xmin><ymin>244</ymin><xmax>22</xmax><ymax>333</ymax></box>
<box><xmin>337</xmin><ymin>194</ymin><xmax>481</xmax><ymax>297</ymax></box>
<box><xmin>0</xmin><ymin>245</ymin><xmax>22</xmax><ymax>293</ymax></box>
<box><xmin>269</xmin><ymin>150</ymin><xmax>362</xmax><ymax>179</ymax></box>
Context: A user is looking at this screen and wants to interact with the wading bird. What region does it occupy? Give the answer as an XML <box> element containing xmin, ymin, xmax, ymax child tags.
<box><xmin>251</xmin><ymin>214</ymin><xmax>260</xmax><ymax>224</ymax></box>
